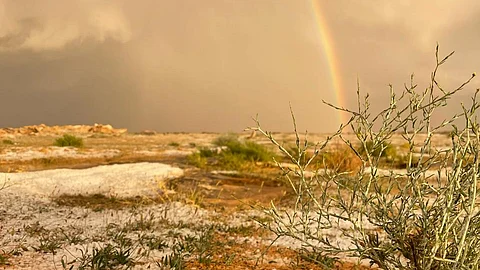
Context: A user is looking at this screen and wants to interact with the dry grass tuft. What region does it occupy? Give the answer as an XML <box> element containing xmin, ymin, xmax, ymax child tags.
<box><xmin>320</xmin><ymin>144</ymin><xmax>362</xmax><ymax>175</ymax></box>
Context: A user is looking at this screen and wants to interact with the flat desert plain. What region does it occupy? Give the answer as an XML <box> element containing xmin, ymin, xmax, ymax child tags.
<box><xmin>0</xmin><ymin>125</ymin><xmax>453</xmax><ymax>269</ymax></box>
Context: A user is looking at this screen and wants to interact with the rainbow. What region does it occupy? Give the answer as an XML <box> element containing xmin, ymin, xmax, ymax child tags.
<box><xmin>309</xmin><ymin>0</ymin><xmax>348</xmax><ymax>125</ymax></box>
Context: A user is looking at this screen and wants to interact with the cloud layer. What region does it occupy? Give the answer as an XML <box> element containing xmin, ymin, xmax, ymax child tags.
<box><xmin>0</xmin><ymin>0</ymin><xmax>131</xmax><ymax>51</ymax></box>
<box><xmin>0</xmin><ymin>0</ymin><xmax>479</xmax><ymax>132</ymax></box>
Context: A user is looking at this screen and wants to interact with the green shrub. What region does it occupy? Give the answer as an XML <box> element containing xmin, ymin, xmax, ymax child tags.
<box><xmin>198</xmin><ymin>147</ymin><xmax>216</xmax><ymax>158</ymax></box>
<box><xmin>212</xmin><ymin>133</ymin><xmax>238</xmax><ymax>147</ymax></box>
<box><xmin>168</xmin><ymin>142</ymin><xmax>180</xmax><ymax>147</ymax></box>
<box><xmin>2</xmin><ymin>139</ymin><xmax>14</xmax><ymax>145</ymax></box>
<box><xmin>188</xmin><ymin>135</ymin><xmax>275</xmax><ymax>170</ymax></box>
<box><xmin>214</xmin><ymin>134</ymin><xmax>275</xmax><ymax>163</ymax></box>
<box><xmin>53</xmin><ymin>134</ymin><xmax>84</xmax><ymax>147</ymax></box>
<box><xmin>217</xmin><ymin>151</ymin><xmax>250</xmax><ymax>170</ymax></box>
<box><xmin>187</xmin><ymin>152</ymin><xmax>208</xmax><ymax>169</ymax></box>
<box><xmin>0</xmin><ymin>253</ymin><xmax>10</xmax><ymax>266</ymax></box>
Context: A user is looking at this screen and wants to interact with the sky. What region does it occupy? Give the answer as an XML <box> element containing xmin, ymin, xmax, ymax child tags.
<box><xmin>0</xmin><ymin>0</ymin><xmax>479</xmax><ymax>133</ymax></box>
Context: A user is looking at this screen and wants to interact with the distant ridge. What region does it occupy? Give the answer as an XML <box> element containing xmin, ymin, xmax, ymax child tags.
<box><xmin>0</xmin><ymin>123</ymin><xmax>128</xmax><ymax>136</ymax></box>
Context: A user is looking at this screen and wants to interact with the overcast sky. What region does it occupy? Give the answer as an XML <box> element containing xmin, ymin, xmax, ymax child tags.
<box><xmin>0</xmin><ymin>0</ymin><xmax>479</xmax><ymax>132</ymax></box>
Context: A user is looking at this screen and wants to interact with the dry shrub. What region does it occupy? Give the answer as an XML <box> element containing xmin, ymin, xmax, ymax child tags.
<box><xmin>320</xmin><ymin>144</ymin><xmax>361</xmax><ymax>175</ymax></box>
<box><xmin>251</xmin><ymin>46</ymin><xmax>480</xmax><ymax>269</ymax></box>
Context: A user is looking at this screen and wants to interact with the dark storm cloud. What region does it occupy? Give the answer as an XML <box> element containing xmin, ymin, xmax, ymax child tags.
<box><xmin>0</xmin><ymin>0</ymin><xmax>137</xmax><ymax>129</ymax></box>
<box><xmin>0</xmin><ymin>43</ymin><xmax>139</xmax><ymax>128</ymax></box>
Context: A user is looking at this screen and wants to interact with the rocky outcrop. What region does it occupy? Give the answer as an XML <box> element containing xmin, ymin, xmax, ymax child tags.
<box><xmin>0</xmin><ymin>123</ymin><xmax>128</xmax><ymax>136</ymax></box>
<box><xmin>88</xmin><ymin>123</ymin><xmax>127</xmax><ymax>134</ymax></box>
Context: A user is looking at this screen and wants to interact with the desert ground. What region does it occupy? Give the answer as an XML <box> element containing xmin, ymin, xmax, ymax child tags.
<box><xmin>0</xmin><ymin>124</ymin><xmax>453</xmax><ymax>269</ymax></box>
